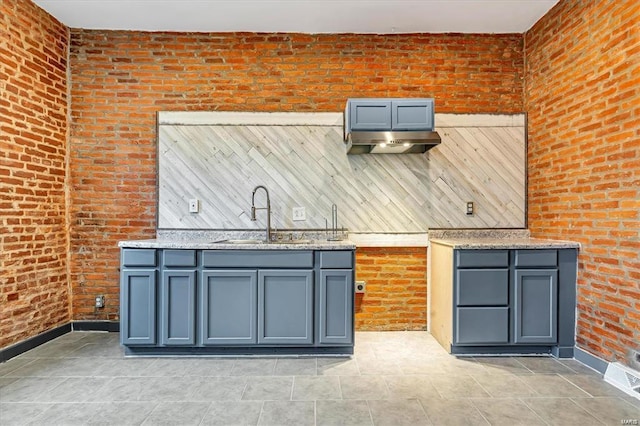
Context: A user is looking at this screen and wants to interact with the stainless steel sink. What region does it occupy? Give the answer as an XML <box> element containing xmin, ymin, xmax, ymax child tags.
<box><xmin>213</xmin><ymin>239</ymin><xmax>265</xmax><ymax>244</ymax></box>
<box><xmin>270</xmin><ymin>239</ymin><xmax>312</xmax><ymax>244</ymax></box>
<box><xmin>213</xmin><ymin>239</ymin><xmax>312</xmax><ymax>245</ymax></box>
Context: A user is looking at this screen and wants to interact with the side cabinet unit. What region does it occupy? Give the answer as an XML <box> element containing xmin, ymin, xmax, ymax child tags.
<box><xmin>120</xmin><ymin>249</ymin><xmax>157</xmax><ymax>345</ymax></box>
<box><xmin>316</xmin><ymin>251</ymin><xmax>354</xmax><ymax>345</ymax></box>
<box><xmin>449</xmin><ymin>248</ymin><xmax>577</xmax><ymax>357</ymax></box>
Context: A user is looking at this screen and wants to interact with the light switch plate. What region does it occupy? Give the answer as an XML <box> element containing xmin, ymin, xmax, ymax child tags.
<box><xmin>292</xmin><ymin>207</ymin><xmax>306</xmax><ymax>221</ymax></box>
<box><xmin>189</xmin><ymin>199</ymin><xmax>200</xmax><ymax>213</ymax></box>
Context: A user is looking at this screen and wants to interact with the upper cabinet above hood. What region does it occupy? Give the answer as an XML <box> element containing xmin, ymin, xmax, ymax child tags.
<box><xmin>344</xmin><ymin>98</ymin><xmax>441</xmax><ymax>154</ymax></box>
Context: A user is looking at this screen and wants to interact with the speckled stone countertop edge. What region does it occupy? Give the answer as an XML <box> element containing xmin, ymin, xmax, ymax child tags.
<box><xmin>429</xmin><ymin>238</ymin><xmax>580</xmax><ymax>250</ymax></box>
<box><xmin>118</xmin><ymin>239</ymin><xmax>356</xmax><ymax>250</ymax></box>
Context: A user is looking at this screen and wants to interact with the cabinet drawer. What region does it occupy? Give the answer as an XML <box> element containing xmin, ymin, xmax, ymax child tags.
<box><xmin>456</xmin><ymin>250</ymin><xmax>509</xmax><ymax>268</ymax></box>
<box><xmin>455</xmin><ymin>307</ymin><xmax>509</xmax><ymax>344</ymax></box>
<box><xmin>203</xmin><ymin>250</ymin><xmax>313</xmax><ymax>268</ymax></box>
<box><xmin>122</xmin><ymin>249</ymin><xmax>156</xmax><ymax>267</ymax></box>
<box><xmin>514</xmin><ymin>250</ymin><xmax>557</xmax><ymax>267</ymax></box>
<box><xmin>317</xmin><ymin>251</ymin><xmax>353</xmax><ymax>269</ymax></box>
<box><xmin>456</xmin><ymin>269</ymin><xmax>508</xmax><ymax>306</ymax></box>
<box><xmin>162</xmin><ymin>250</ymin><xmax>196</xmax><ymax>267</ymax></box>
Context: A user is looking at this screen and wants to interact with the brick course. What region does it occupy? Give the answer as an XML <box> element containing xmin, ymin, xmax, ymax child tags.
<box><xmin>355</xmin><ymin>247</ymin><xmax>427</xmax><ymax>331</ymax></box>
<box><xmin>1</xmin><ymin>0</ymin><xmax>70</xmax><ymax>348</ymax></box>
<box><xmin>525</xmin><ymin>0</ymin><xmax>640</xmax><ymax>364</ymax></box>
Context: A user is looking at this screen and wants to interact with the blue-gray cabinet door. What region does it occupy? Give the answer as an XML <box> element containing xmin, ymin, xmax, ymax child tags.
<box><xmin>258</xmin><ymin>270</ymin><xmax>313</xmax><ymax>345</ymax></box>
<box><xmin>318</xmin><ymin>270</ymin><xmax>353</xmax><ymax>345</ymax></box>
<box><xmin>348</xmin><ymin>100</ymin><xmax>392</xmax><ymax>131</ymax></box>
<box><xmin>391</xmin><ymin>99</ymin><xmax>434</xmax><ymax>130</ymax></box>
<box><xmin>160</xmin><ymin>270</ymin><xmax>196</xmax><ymax>346</ymax></box>
<box><xmin>120</xmin><ymin>269</ymin><xmax>156</xmax><ymax>345</ymax></box>
<box><xmin>200</xmin><ymin>270</ymin><xmax>258</xmax><ymax>345</ymax></box>
<box><xmin>514</xmin><ymin>269</ymin><xmax>558</xmax><ymax>344</ymax></box>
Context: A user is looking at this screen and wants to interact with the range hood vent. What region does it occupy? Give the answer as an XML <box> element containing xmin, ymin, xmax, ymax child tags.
<box><xmin>346</xmin><ymin>130</ymin><xmax>441</xmax><ymax>154</ymax></box>
<box><xmin>344</xmin><ymin>98</ymin><xmax>441</xmax><ymax>154</ymax></box>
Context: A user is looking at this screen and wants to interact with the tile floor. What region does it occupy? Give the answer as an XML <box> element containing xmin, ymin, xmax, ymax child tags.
<box><xmin>1</xmin><ymin>331</ymin><xmax>639</xmax><ymax>425</ymax></box>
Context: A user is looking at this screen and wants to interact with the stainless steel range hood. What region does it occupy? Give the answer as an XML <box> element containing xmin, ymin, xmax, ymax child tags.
<box><xmin>346</xmin><ymin>130</ymin><xmax>441</xmax><ymax>154</ymax></box>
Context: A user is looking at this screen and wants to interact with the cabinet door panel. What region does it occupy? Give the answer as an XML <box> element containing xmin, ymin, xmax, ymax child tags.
<box><xmin>514</xmin><ymin>269</ymin><xmax>558</xmax><ymax>344</ymax></box>
<box><xmin>319</xmin><ymin>270</ymin><xmax>353</xmax><ymax>345</ymax></box>
<box><xmin>161</xmin><ymin>270</ymin><xmax>196</xmax><ymax>345</ymax></box>
<box><xmin>121</xmin><ymin>269</ymin><xmax>156</xmax><ymax>345</ymax></box>
<box><xmin>258</xmin><ymin>270</ymin><xmax>313</xmax><ymax>344</ymax></box>
<box><xmin>391</xmin><ymin>99</ymin><xmax>434</xmax><ymax>130</ymax></box>
<box><xmin>349</xmin><ymin>100</ymin><xmax>392</xmax><ymax>131</ymax></box>
<box><xmin>455</xmin><ymin>307</ymin><xmax>509</xmax><ymax>344</ymax></box>
<box><xmin>200</xmin><ymin>270</ymin><xmax>257</xmax><ymax>345</ymax></box>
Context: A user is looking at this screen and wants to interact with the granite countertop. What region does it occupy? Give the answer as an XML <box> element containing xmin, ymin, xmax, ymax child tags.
<box><xmin>118</xmin><ymin>238</ymin><xmax>356</xmax><ymax>250</ymax></box>
<box><xmin>429</xmin><ymin>237</ymin><xmax>580</xmax><ymax>250</ymax></box>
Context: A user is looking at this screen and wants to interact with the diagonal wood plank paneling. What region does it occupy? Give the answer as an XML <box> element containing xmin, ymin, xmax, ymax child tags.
<box><xmin>158</xmin><ymin>117</ymin><xmax>525</xmax><ymax>231</ymax></box>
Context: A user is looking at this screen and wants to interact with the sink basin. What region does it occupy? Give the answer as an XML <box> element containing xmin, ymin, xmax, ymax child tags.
<box><xmin>213</xmin><ymin>239</ymin><xmax>312</xmax><ymax>245</ymax></box>
<box><xmin>213</xmin><ymin>239</ymin><xmax>265</xmax><ymax>244</ymax></box>
<box><xmin>270</xmin><ymin>239</ymin><xmax>312</xmax><ymax>244</ymax></box>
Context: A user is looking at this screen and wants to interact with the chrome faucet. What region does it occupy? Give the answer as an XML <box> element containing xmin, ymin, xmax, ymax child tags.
<box><xmin>251</xmin><ymin>185</ymin><xmax>271</xmax><ymax>242</ymax></box>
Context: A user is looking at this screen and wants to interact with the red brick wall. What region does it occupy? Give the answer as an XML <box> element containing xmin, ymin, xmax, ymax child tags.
<box><xmin>0</xmin><ymin>0</ymin><xmax>70</xmax><ymax>348</ymax></box>
<box><xmin>525</xmin><ymin>0</ymin><xmax>640</xmax><ymax>364</ymax></box>
<box><xmin>68</xmin><ymin>31</ymin><xmax>523</xmax><ymax>322</ymax></box>
<box><xmin>355</xmin><ymin>247</ymin><xmax>427</xmax><ymax>330</ymax></box>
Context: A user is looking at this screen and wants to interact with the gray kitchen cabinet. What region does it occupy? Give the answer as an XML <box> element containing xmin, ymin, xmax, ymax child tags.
<box><xmin>120</xmin><ymin>247</ymin><xmax>355</xmax><ymax>355</ymax></box>
<box><xmin>514</xmin><ymin>269</ymin><xmax>558</xmax><ymax>344</ymax></box>
<box><xmin>120</xmin><ymin>249</ymin><xmax>157</xmax><ymax>345</ymax></box>
<box><xmin>160</xmin><ymin>269</ymin><xmax>196</xmax><ymax>345</ymax></box>
<box><xmin>318</xmin><ymin>269</ymin><xmax>354</xmax><ymax>345</ymax></box>
<box><xmin>454</xmin><ymin>249</ymin><xmax>560</xmax><ymax>347</ymax></box>
<box><xmin>430</xmin><ymin>243</ymin><xmax>577</xmax><ymax>357</ymax></box>
<box><xmin>346</xmin><ymin>98</ymin><xmax>435</xmax><ymax>132</ymax></box>
<box><xmin>258</xmin><ymin>270</ymin><xmax>313</xmax><ymax>344</ymax></box>
<box><xmin>200</xmin><ymin>270</ymin><xmax>258</xmax><ymax>345</ymax></box>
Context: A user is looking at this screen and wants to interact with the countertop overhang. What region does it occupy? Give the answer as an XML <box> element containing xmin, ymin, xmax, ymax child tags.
<box><xmin>118</xmin><ymin>238</ymin><xmax>356</xmax><ymax>250</ymax></box>
<box><xmin>429</xmin><ymin>237</ymin><xmax>580</xmax><ymax>250</ymax></box>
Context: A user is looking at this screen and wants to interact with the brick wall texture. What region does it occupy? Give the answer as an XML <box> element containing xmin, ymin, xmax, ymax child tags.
<box><xmin>355</xmin><ymin>248</ymin><xmax>427</xmax><ymax>331</ymax></box>
<box><xmin>66</xmin><ymin>30</ymin><xmax>523</xmax><ymax>324</ymax></box>
<box><xmin>525</xmin><ymin>0</ymin><xmax>640</xmax><ymax>364</ymax></box>
<box><xmin>3</xmin><ymin>0</ymin><xmax>638</xmax><ymax>365</ymax></box>
<box><xmin>1</xmin><ymin>0</ymin><xmax>70</xmax><ymax>348</ymax></box>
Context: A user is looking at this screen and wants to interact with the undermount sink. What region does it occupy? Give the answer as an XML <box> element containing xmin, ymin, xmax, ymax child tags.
<box><xmin>270</xmin><ymin>239</ymin><xmax>312</xmax><ymax>244</ymax></box>
<box><xmin>213</xmin><ymin>239</ymin><xmax>265</xmax><ymax>244</ymax></box>
<box><xmin>213</xmin><ymin>239</ymin><xmax>312</xmax><ymax>245</ymax></box>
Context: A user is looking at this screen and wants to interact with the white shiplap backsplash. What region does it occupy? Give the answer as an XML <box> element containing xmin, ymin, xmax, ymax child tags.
<box><xmin>158</xmin><ymin>113</ymin><xmax>525</xmax><ymax>232</ymax></box>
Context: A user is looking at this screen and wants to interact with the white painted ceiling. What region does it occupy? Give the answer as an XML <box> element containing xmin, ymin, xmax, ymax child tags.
<box><xmin>33</xmin><ymin>0</ymin><xmax>560</xmax><ymax>34</ymax></box>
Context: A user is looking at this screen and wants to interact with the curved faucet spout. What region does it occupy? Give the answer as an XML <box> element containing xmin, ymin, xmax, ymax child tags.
<box><xmin>251</xmin><ymin>185</ymin><xmax>271</xmax><ymax>242</ymax></box>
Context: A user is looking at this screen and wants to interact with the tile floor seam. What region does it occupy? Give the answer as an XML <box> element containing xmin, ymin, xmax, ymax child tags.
<box><xmin>518</xmin><ymin>396</ymin><xmax>555</xmax><ymax>426</ymax></box>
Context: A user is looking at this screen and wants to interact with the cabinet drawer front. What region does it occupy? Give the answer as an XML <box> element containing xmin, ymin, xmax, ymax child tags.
<box><xmin>203</xmin><ymin>250</ymin><xmax>313</xmax><ymax>268</ymax></box>
<box><xmin>455</xmin><ymin>307</ymin><xmax>509</xmax><ymax>344</ymax></box>
<box><xmin>163</xmin><ymin>250</ymin><xmax>196</xmax><ymax>267</ymax></box>
<box><xmin>514</xmin><ymin>250</ymin><xmax>558</xmax><ymax>267</ymax></box>
<box><xmin>456</xmin><ymin>250</ymin><xmax>509</xmax><ymax>268</ymax></box>
<box><xmin>317</xmin><ymin>251</ymin><xmax>353</xmax><ymax>269</ymax></box>
<box><xmin>122</xmin><ymin>249</ymin><xmax>156</xmax><ymax>267</ymax></box>
<box><xmin>456</xmin><ymin>269</ymin><xmax>508</xmax><ymax>306</ymax></box>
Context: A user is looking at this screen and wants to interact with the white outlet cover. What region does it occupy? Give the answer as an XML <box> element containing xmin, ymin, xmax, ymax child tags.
<box><xmin>292</xmin><ymin>207</ymin><xmax>306</xmax><ymax>221</ymax></box>
<box><xmin>189</xmin><ymin>199</ymin><xmax>199</xmax><ymax>213</ymax></box>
